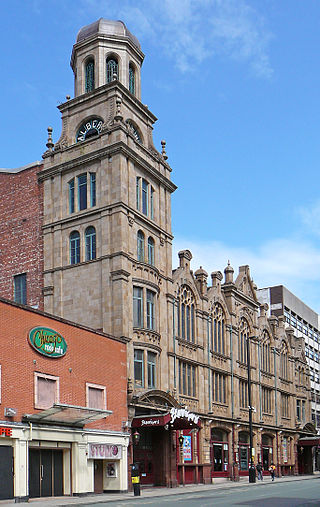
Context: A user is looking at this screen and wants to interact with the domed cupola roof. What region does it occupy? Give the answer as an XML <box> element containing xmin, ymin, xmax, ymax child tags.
<box><xmin>76</xmin><ymin>18</ymin><xmax>141</xmax><ymax>49</ymax></box>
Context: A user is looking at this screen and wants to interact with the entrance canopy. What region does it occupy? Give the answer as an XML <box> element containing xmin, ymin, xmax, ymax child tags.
<box><xmin>23</xmin><ymin>403</ymin><xmax>112</xmax><ymax>427</ymax></box>
<box><xmin>298</xmin><ymin>437</ymin><xmax>320</xmax><ymax>447</ymax></box>
<box><xmin>132</xmin><ymin>407</ymin><xmax>201</xmax><ymax>430</ymax></box>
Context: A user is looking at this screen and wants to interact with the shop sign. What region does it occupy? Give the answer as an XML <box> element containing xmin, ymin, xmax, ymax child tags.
<box><xmin>141</xmin><ymin>417</ymin><xmax>161</xmax><ymax>426</ymax></box>
<box><xmin>88</xmin><ymin>444</ymin><xmax>122</xmax><ymax>460</ymax></box>
<box><xmin>28</xmin><ymin>327</ymin><xmax>67</xmax><ymax>358</ymax></box>
<box><xmin>170</xmin><ymin>407</ymin><xmax>199</xmax><ymax>425</ymax></box>
<box><xmin>183</xmin><ymin>436</ymin><xmax>192</xmax><ymax>461</ymax></box>
<box><xmin>0</xmin><ymin>427</ymin><xmax>12</xmax><ymax>437</ymax></box>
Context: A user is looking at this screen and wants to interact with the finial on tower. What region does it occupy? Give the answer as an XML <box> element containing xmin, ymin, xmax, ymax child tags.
<box><xmin>46</xmin><ymin>127</ymin><xmax>54</xmax><ymax>151</ymax></box>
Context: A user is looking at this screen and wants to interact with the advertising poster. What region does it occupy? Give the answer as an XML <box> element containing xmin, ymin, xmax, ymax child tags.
<box><xmin>183</xmin><ymin>436</ymin><xmax>192</xmax><ymax>462</ymax></box>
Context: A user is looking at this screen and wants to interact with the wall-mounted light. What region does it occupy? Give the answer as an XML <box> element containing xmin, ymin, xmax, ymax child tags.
<box><xmin>178</xmin><ymin>435</ymin><xmax>184</xmax><ymax>447</ymax></box>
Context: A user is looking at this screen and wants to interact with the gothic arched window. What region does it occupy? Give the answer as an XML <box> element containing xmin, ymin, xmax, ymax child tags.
<box><xmin>211</xmin><ymin>303</ymin><xmax>225</xmax><ymax>355</ymax></box>
<box><xmin>70</xmin><ymin>231</ymin><xmax>80</xmax><ymax>264</ymax></box>
<box><xmin>137</xmin><ymin>230</ymin><xmax>145</xmax><ymax>262</ymax></box>
<box><xmin>106</xmin><ymin>57</ymin><xmax>118</xmax><ymax>83</ymax></box>
<box><xmin>85</xmin><ymin>58</ymin><xmax>95</xmax><ymax>92</ymax></box>
<box><xmin>177</xmin><ymin>286</ymin><xmax>195</xmax><ymax>343</ymax></box>
<box><xmin>280</xmin><ymin>341</ymin><xmax>288</xmax><ymax>379</ymax></box>
<box><xmin>147</xmin><ymin>237</ymin><xmax>155</xmax><ymax>266</ymax></box>
<box><xmin>239</xmin><ymin>318</ymin><xmax>250</xmax><ymax>364</ymax></box>
<box><xmin>129</xmin><ymin>63</ymin><xmax>135</xmax><ymax>95</ymax></box>
<box><xmin>261</xmin><ymin>330</ymin><xmax>271</xmax><ymax>373</ymax></box>
<box><xmin>85</xmin><ymin>226</ymin><xmax>96</xmax><ymax>261</ymax></box>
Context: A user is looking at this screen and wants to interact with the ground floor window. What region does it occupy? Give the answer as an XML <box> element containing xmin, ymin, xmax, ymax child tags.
<box><xmin>211</xmin><ymin>428</ymin><xmax>229</xmax><ymax>475</ymax></box>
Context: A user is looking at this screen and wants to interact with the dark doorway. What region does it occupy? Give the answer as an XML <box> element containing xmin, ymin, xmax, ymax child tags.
<box><xmin>29</xmin><ymin>449</ymin><xmax>63</xmax><ymax>498</ymax></box>
<box><xmin>0</xmin><ymin>446</ymin><xmax>14</xmax><ymax>500</ymax></box>
<box><xmin>94</xmin><ymin>460</ymin><xmax>104</xmax><ymax>493</ymax></box>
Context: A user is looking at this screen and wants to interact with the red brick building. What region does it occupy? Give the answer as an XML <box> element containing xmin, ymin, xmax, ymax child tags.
<box><xmin>0</xmin><ymin>162</ymin><xmax>44</xmax><ymax>309</ymax></box>
<box><xmin>0</xmin><ymin>296</ymin><xmax>128</xmax><ymax>500</ymax></box>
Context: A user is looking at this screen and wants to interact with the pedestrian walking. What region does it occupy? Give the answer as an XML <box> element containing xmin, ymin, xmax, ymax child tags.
<box><xmin>256</xmin><ymin>462</ymin><xmax>263</xmax><ymax>481</ymax></box>
<box><xmin>269</xmin><ymin>463</ymin><xmax>276</xmax><ymax>481</ymax></box>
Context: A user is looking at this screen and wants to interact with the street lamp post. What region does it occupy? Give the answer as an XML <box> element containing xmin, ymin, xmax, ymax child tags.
<box><xmin>247</xmin><ymin>335</ymin><xmax>256</xmax><ymax>483</ymax></box>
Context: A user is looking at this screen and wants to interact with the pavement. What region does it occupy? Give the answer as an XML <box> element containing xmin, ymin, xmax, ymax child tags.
<box><xmin>1</xmin><ymin>474</ymin><xmax>319</xmax><ymax>507</ymax></box>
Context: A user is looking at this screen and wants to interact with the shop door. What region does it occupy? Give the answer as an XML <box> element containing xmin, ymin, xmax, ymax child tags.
<box><xmin>94</xmin><ymin>460</ymin><xmax>104</xmax><ymax>493</ymax></box>
<box><xmin>0</xmin><ymin>446</ymin><xmax>14</xmax><ymax>500</ymax></box>
<box><xmin>262</xmin><ymin>447</ymin><xmax>270</xmax><ymax>471</ymax></box>
<box><xmin>239</xmin><ymin>446</ymin><xmax>249</xmax><ymax>473</ymax></box>
<box><xmin>134</xmin><ymin>449</ymin><xmax>154</xmax><ymax>484</ymax></box>
<box><xmin>211</xmin><ymin>443</ymin><xmax>229</xmax><ymax>477</ymax></box>
<box><xmin>29</xmin><ymin>449</ymin><xmax>63</xmax><ymax>498</ymax></box>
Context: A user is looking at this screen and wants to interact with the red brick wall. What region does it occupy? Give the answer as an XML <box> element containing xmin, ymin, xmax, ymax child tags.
<box><xmin>0</xmin><ymin>299</ymin><xmax>128</xmax><ymax>431</ymax></box>
<box><xmin>0</xmin><ymin>164</ymin><xmax>44</xmax><ymax>309</ymax></box>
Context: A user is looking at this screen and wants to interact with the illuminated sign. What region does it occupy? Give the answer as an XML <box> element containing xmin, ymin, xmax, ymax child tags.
<box><xmin>28</xmin><ymin>327</ymin><xmax>67</xmax><ymax>358</ymax></box>
<box><xmin>0</xmin><ymin>427</ymin><xmax>12</xmax><ymax>437</ymax></box>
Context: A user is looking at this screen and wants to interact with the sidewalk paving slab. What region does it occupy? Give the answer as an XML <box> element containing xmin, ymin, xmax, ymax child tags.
<box><xmin>1</xmin><ymin>474</ymin><xmax>319</xmax><ymax>507</ymax></box>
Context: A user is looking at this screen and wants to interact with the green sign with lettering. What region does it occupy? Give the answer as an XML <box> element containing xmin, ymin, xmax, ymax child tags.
<box><xmin>28</xmin><ymin>327</ymin><xmax>67</xmax><ymax>358</ymax></box>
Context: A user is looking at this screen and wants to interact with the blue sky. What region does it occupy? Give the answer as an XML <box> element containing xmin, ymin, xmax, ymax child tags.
<box><xmin>2</xmin><ymin>1</ymin><xmax>320</xmax><ymax>312</ymax></box>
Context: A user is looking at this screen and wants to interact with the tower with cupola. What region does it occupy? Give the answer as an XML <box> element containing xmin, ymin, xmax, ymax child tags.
<box><xmin>41</xmin><ymin>19</ymin><xmax>176</xmax><ymax>396</ymax></box>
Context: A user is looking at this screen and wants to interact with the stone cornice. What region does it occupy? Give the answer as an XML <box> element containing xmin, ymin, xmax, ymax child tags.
<box><xmin>38</xmin><ymin>140</ymin><xmax>176</xmax><ymax>192</ymax></box>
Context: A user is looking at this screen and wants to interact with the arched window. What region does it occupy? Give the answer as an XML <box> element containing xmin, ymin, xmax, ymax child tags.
<box><xmin>137</xmin><ymin>230</ymin><xmax>145</xmax><ymax>262</ymax></box>
<box><xmin>239</xmin><ymin>318</ymin><xmax>250</xmax><ymax>363</ymax></box>
<box><xmin>211</xmin><ymin>303</ymin><xmax>225</xmax><ymax>355</ymax></box>
<box><xmin>177</xmin><ymin>286</ymin><xmax>195</xmax><ymax>343</ymax></box>
<box><xmin>129</xmin><ymin>63</ymin><xmax>135</xmax><ymax>95</ymax></box>
<box><xmin>85</xmin><ymin>58</ymin><xmax>95</xmax><ymax>92</ymax></box>
<box><xmin>261</xmin><ymin>330</ymin><xmax>271</xmax><ymax>373</ymax></box>
<box><xmin>106</xmin><ymin>57</ymin><xmax>118</xmax><ymax>83</ymax></box>
<box><xmin>147</xmin><ymin>237</ymin><xmax>155</xmax><ymax>266</ymax></box>
<box><xmin>70</xmin><ymin>231</ymin><xmax>80</xmax><ymax>264</ymax></box>
<box><xmin>85</xmin><ymin>226</ymin><xmax>96</xmax><ymax>261</ymax></box>
<box><xmin>280</xmin><ymin>341</ymin><xmax>288</xmax><ymax>379</ymax></box>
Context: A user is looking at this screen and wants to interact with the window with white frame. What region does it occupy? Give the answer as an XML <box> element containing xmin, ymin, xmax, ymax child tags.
<box><xmin>134</xmin><ymin>349</ymin><xmax>157</xmax><ymax>389</ymax></box>
<box><xmin>34</xmin><ymin>373</ymin><xmax>59</xmax><ymax>410</ymax></box>
<box><xmin>133</xmin><ymin>286</ymin><xmax>156</xmax><ymax>330</ymax></box>
<box><xmin>86</xmin><ymin>383</ymin><xmax>106</xmax><ymax>410</ymax></box>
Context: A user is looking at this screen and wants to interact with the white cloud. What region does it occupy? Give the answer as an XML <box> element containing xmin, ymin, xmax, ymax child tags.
<box><xmin>299</xmin><ymin>200</ymin><xmax>320</xmax><ymax>237</ymax></box>
<box><xmin>172</xmin><ymin>236</ymin><xmax>320</xmax><ymax>312</ymax></box>
<box><xmin>79</xmin><ymin>0</ymin><xmax>273</xmax><ymax>78</ymax></box>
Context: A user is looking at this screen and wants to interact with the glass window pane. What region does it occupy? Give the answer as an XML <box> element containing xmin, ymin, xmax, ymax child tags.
<box><xmin>14</xmin><ymin>273</ymin><xmax>27</xmax><ymax>304</ymax></box>
<box><xmin>78</xmin><ymin>174</ymin><xmax>87</xmax><ymax>210</ymax></box>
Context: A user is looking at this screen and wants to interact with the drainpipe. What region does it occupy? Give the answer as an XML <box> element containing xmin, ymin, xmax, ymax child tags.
<box><xmin>273</xmin><ymin>348</ymin><xmax>279</xmax><ymax>476</ymax></box>
<box><xmin>208</xmin><ymin>316</ymin><xmax>211</xmax><ymax>410</ymax></box>
<box><xmin>258</xmin><ymin>341</ymin><xmax>262</xmax><ymax>422</ymax></box>
<box><xmin>230</xmin><ymin>325</ymin><xmax>234</xmax><ymax>419</ymax></box>
<box><xmin>173</xmin><ymin>298</ymin><xmax>176</xmax><ymax>391</ymax></box>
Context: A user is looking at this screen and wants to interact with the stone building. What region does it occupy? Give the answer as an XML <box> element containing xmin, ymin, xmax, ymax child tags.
<box><xmin>0</xmin><ymin>18</ymin><xmax>316</xmax><ymax>491</ymax></box>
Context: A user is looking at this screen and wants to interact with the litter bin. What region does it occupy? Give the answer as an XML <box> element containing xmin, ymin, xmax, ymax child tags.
<box><xmin>130</xmin><ymin>463</ymin><xmax>141</xmax><ymax>496</ymax></box>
